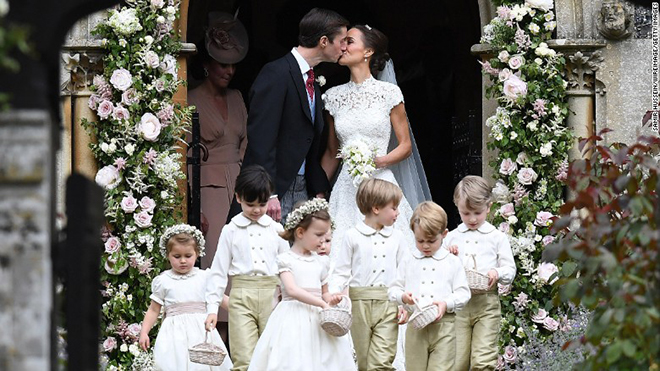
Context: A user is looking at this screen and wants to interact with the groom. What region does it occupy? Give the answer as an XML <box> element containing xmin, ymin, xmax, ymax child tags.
<box><xmin>230</xmin><ymin>8</ymin><xmax>349</xmax><ymax>222</ymax></box>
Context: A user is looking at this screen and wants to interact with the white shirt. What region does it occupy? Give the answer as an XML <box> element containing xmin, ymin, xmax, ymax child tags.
<box><xmin>443</xmin><ymin>222</ymin><xmax>516</xmax><ymax>286</ymax></box>
<box><xmin>329</xmin><ymin>221</ymin><xmax>406</xmax><ymax>293</ymax></box>
<box><xmin>388</xmin><ymin>248</ymin><xmax>471</xmax><ymax>313</ymax></box>
<box><xmin>291</xmin><ymin>47</ymin><xmax>312</xmax><ymax>87</ymax></box>
<box><xmin>206</xmin><ymin>213</ymin><xmax>289</xmax><ymax>314</ymax></box>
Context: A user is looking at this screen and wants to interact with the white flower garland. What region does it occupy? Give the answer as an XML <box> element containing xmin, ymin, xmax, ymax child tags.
<box><xmin>283</xmin><ymin>198</ymin><xmax>333</xmax><ymax>231</ymax></box>
<box><xmin>158</xmin><ymin>223</ymin><xmax>206</xmax><ymax>257</ymax></box>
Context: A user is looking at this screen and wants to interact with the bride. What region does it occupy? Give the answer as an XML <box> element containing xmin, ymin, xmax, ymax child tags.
<box><xmin>321</xmin><ymin>24</ymin><xmax>430</xmax><ymax>371</ymax></box>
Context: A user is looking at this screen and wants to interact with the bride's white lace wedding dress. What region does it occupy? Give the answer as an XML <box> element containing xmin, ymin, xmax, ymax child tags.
<box><xmin>323</xmin><ymin>75</ymin><xmax>413</xmax><ymax>371</ymax></box>
<box><xmin>323</xmin><ymin>75</ymin><xmax>415</xmax><ymax>251</ymax></box>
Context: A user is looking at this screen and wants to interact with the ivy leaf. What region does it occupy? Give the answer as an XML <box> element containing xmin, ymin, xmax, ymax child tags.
<box><xmin>606</xmin><ymin>342</ymin><xmax>623</xmax><ymax>364</ymax></box>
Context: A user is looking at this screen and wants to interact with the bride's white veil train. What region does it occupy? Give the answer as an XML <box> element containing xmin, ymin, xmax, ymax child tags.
<box><xmin>377</xmin><ymin>60</ymin><xmax>432</xmax><ymax>207</ymax></box>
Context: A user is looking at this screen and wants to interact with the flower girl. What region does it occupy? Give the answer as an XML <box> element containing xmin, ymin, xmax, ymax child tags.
<box><xmin>248</xmin><ymin>199</ymin><xmax>357</xmax><ymax>371</ymax></box>
<box><xmin>138</xmin><ymin>224</ymin><xmax>231</xmax><ymax>370</ymax></box>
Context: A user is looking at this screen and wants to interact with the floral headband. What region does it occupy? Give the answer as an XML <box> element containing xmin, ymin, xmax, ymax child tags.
<box><xmin>159</xmin><ymin>224</ymin><xmax>206</xmax><ymax>258</ymax></box>
<box><xmin>283</xmin><ymin>198</ymin><xmax>334</xmax><ymax>231</ymax></box>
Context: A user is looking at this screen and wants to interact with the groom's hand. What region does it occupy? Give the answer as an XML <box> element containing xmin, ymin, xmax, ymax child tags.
<box><xmin>267</xmin><ymin>197</ymin><xmax>281</xmax><ymax>222</ymax></box>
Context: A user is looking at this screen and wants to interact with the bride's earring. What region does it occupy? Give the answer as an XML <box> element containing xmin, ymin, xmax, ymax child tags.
<box><xmin>364</xmin><ymin>55</ymin><xmax>368</xmax><ymax>63</ymax></box>
<box><xmin>204</xmin><ymin>67</ymin><xmax>209</xmax><ymax>77</ymax></box>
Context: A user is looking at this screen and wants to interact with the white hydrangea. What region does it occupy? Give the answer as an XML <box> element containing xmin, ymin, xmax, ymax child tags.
<box><xmin>107</xmin><ymin>8</ymin><xmax>143</xmax><ymax>36</ymax></box>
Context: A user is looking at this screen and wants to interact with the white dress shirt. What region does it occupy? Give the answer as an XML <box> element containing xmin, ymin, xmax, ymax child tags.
<box><xmin>388</xmin><ymin>248</ymin><xmax>471</xmax><ymax>313</ymax></box>
<box><xmin>330</xmin><ymin>221</ymin><xmax>407</xmax><ymax>293</ymax></box>
<box><xmin>443</xmin><ymin>222</ymin><xmax>516</xmax><ymax>286</ymax></box>
<box><xmin>206</xmin><ymin>213</ymin><xmax>289</xmax><ymax>314</ymax></box>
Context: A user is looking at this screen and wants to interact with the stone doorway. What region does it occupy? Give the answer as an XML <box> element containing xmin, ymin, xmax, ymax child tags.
<box><xmin>186</xmin><ymin>0</ymin><xmax>483</xmax><ymax>227</ymax></box>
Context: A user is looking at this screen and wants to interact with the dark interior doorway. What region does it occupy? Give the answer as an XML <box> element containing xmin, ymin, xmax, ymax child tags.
<box><xmin>186</xmin><ymin>0</ymin><xmax>482</xmax><ymax>228</ymax></box>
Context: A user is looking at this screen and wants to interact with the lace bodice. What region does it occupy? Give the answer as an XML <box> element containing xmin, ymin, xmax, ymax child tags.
<box><xmin>323</xmin><ymin>76</ymin><xmax>404</xmax><ymax>155</ymax></box>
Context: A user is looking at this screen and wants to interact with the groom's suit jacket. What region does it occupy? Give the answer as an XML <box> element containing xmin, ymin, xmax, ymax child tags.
<box><xmin>228</xmin><ymin>52</ymin><xmax>330</xmax><ymax>219</ymax></box>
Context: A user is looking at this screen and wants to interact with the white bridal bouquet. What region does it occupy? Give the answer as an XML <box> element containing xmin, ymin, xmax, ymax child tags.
<box><xmin>338</xmin><ymin>139</ymin><xmax>377</xmax><ymax>187</ymax></box>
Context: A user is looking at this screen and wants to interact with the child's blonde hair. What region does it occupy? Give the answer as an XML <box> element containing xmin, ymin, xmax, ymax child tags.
<box><xmin>453</xmin><ymin>175</ymin><xmax>492</xmax><ymax>211</ymax></box>
<box><xmin>356</xmin><ymin>178</ymin><xmax>403</xmax><ymax>215</ymax></box>
<box><xmin>166</xmin><ymin>233</ymin><xmax>201</xmax><ymax>256</ymax></box>
<box><xmin>410</xmin><ymin>201</ymin><xmax>448</xmax><ymax>237</ymax></box>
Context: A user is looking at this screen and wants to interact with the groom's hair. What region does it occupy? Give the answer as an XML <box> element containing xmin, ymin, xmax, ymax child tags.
<box><xmin>235</xmin><ymin>165</ymin><xmax>275</xmax><ymax>203</ymax></box>
<box><xmin>298</xmin><ymin>8</ymin><xmax>349</xmax><ymax>48</ymax></box>
<box><xmin>356</xmin><ymin>178</ymin><xmax>402</xmax><ymax>215</ymax></box>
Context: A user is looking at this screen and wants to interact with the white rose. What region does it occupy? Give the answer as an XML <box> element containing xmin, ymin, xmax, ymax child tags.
<box><xmin>498</xmin><ymin>50</ymin><xmax>510</xmax><ymax>63</ymax></box>
<box><xmin>507</xmin><ymin>215</ymin><xmax>519</xmax><ymax>224</ymax></box>
<box><xmin>139</xmin><ymin>196</ymin><xmax>156</xmax><ymax>212</ymax></box>
<box><xmin>129</xmin><ymin>343</ymin><xmax>140</xmax><ymax>356</ymax></box>
<box><xmin>539</xmin><ymin>142</ymin><xmax>553</xmax><ymax>157</ymax></box>
<box><xmin>108</xmin><ymin>143</ymin><xmax>117</xmax><ymax>153</ymax></box>
<box><xmin>134</xmin><ymin>211</ymin><xmax>153</xmax><ymax>228</ymax></box>
<box><xmin>125</xmin><ymin>143</ymin><xmax>135</xmax><ymax>155</ymax></box>
<box><xmin>517</xmin><ymin>167</ymin><xmax>538</xmax><ymax>185</ymax></box>
<box><xmin>157</xmin><ymin>15</ymin><xmax>165</xmax><ymax>23</ymax></box>
<box><xmin>510</xmin><ymin>131</ymin><xmax>518</xmax><ymax>140</ymax></box>
<box><xmin>161</xmin><ymin>191</ymin><xmax>169</xmax><ymax>199</ymax></box>
<box><xmin>109</xmin><ymin>68</ymin><xmax>133</xmax><ymax>91</ymax></box>
<box><xmin>119</xmin><ymin>343</ymin><xmax>128</xmax><ymax>352</ymax></box>
<box><xmin>166</xmin><ymin>6</ymin><xmax>176</xmax><ymax>15</ymax></box>
<box><xmin>138</xmin><ymin>113</ymin><xmax>162</xmax><ymax>142</ymax></box>
<box><xmin>121</xmin><ymin>195</ymin><xmax>138</xmax><ymax>213</ymax></box>
<box><xmin>95</xmin><ymin>165</ymin><xmax>121</xmax><ymax>190</ymax></box>
<box><xmin>527</xmin><ymin>120</ymin><xmax>538</xmax><ymax>131</ymax></box>
<box><xmin>159</xmin><ymin>54</ymin><xmax>177</xmax><ymax>76</ymax></box>
<box><xmin>498</xmin><ymin>68</ymin><xmax>512</xmax><ymax>82</ymax></box>
<box><xmin>503</xmin><ymin>74</ymin><xmax>528</xmax><ymax>100</ymax></box>
<box><xmin>492</xmin><ymin>181</ymin><xmax>512</xmax><ymax>203</ymax></box>
<box><xmin>144</xmin><ymin>35</ymin><xmax>154</xmax><ymax>44</ymax></box>
<box><xmin>516</xmin><ymin>152</ymin><xmax>529</xmax><ymax>165</ymax></box>
<box><xmin>143</xmin><ymin>50</ymin><xmax>160</xmax><ymax>69</ymax></box>
<box><xmin>531</xmin><ymin>308</ymin><xmax>548</xmax><ymax>323</ymax></box>
<box><xmin>525</xmin><ymin>0</ymin><xmax>553</xmax><ymax>11</ymax></box>
<box><xmin>534</xmin><ymin>57</ymin><xmax>543</xmax><ymax>65</ymax></box>
<box><xmin>508</xmin><ymin>55</ymin><xmax>525</xmax><ymax>70</ymax></box>
<box><xmin>499</xmin><ymin>158</ymin><xmax>518</xmax><ymax>175</ymax></box>
<box><xmin>100</xmin><ymin>142</ymin><xmax>110</xmax><ymax>153</ymax></box>
<box><xmin>538</xmin><ymin>262</ymin><xmax>559</xmax><ymax>284</ymax></box>
<box><xmin>150</xmin><ymin>0</ymin><xmax>164</xmax><ymax>8</ymax></box>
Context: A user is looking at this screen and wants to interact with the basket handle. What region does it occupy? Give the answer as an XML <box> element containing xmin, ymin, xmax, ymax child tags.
<box><xmin>467</xmin><ymin>253</ymin><xmax>478</xmax><ymax>270</ymax></box>
<box><xmin>411</xmin><ymin>295</ymin><xmax>423</xmax><ymax>312</ymax></box>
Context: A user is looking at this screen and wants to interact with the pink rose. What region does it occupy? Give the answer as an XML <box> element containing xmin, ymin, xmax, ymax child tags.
<box><xmin>138</xmin><ymin>113</ymin><xmax>162</xmax><ymax>142</ymax></box>
<box><xmin>498</xmin><ymin>68</ymin><xmax>512</xmax><ymax>82</ymax></box>
<box><xmin>128</xmin><ymin>323</ymin><xmax>142</xmax><ymax>337</ymax></box>
<box><xmin>120</xmin><ymin>195</ymin><xmax>138</xmax><ymax>213</ymax></box>
<box><xmin>134</xmin><ymin>211</ymin><xmax>153</xmax><ymax>228</ymax></box>
<box><xmin>102</xmin><ymin>336</ymin><xmax>117</xmax><ymax>352</ymax></box>
<box><xmin>498</xmin><ymin>222</ymin><xmax>510</xmax><ymax>234</ymax></box>
<box><xmin>155</xmin><ymin>78</ymin><xmax>166</xmax><ymax>92</ymax></box>
<box><xmin>542</xmin><ymin>235</ymin><xmax>555</xmax><ymax>246</ymax></box>
<box><xmin>110</xmin><ymin>68</ymin><xmax>133</xmax><ymax>91</ymax></box>
<box><xmin>95</xmin><ymin>165</ymin><xmax>121</xmax><ymax>190</ymax></box>
<box><xmin>88</xmin><ymin>94</ymin><xmax>100</xmax><ymax>110</ymax></box>
<box><xmin>139</xmin><ymin>196</ymin><xmax>156</xmax><ymax>213</ymax></box>
<box><xmin>531</xmin><ymin>308</ymin><xmax>548</xmax><ymax>323</ymax></box>
<box><xmin>112</xmin><ymin>104</ymin><xmax>130</xmax><ymax>121</ymax></box>
<box><xmin>97</xmin><ymin>100</ymin><xmax>114</xmax><ymax>119</ymax></box>
<box><xmin>543</xmin><ymin>316</ymin><xmax>559</xmax><ymax>331</ymax></box>
<box><xmin>159</xmin><ymin>54</ymin><xmax>177</xmax><ymax>76</ymax></box>
<box><xmin>517</xmin><ymin>167</ymin><xmax>538</xmax><ymax>185</ymax></box>
<box><xmin>503</xmin><ymin>74</ymin><xmax>527</xmax><ymax>100</ymax></box>
<box><xmin>496</xmin><ymin>355</ymin><xmax>505</xmax><ymax>370</ymax></box>
<box><xmin>499</xmin><ymin>203</ymin><xmax>515</xmax><ymax>218</ymax></box>
<box><xmin>104</xmin><ymin>237</ymin><xmax>121</xmax><ymax>254</ymax></box>
<box><xmin>499</xmin><ymin>158</ymin><xmax>517</xmax><ymax>175</ymax></box>
<box><xmin>503</xmin><ymin>345</ymin><xmax>517</xmax><ymax>363</ymax></box>
<box><xmin>508</xmin><ymin>55</ymin><xmax>525</xmax><ymax>70</ymax></box>
<box><xmin>122</xmin><ymin>88</ymin><xmax>139</xmax><ymax>106</ymax></box>
<box><xmin>516</xmin><ymin>152</ymin><xmax>529</xmax><ymax>165</ymax></box>
<box><xmin>534</xmin><ymin>211</ymin><xmax>554</xmax><ymax>227</ymax></box>
<box><xmin>538</xmin><ymin>262</ymin><xmax>559</xmax><ymax>284</ymax></box>
<box><xmin>498</xmin><ymin>50</ymin><xmax>510</xmax><ymax>63</ymax></box>
<box><xmin>151</xmin><ymin>0</ymin><xmax>164</xmax><ymax>8</ymax></box>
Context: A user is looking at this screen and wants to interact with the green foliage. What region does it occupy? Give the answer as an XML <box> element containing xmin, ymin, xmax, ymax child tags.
<box><xmin>0</xmin><ymin>2</ymin><xmax>32</xmax><ymax>110</ymax></box>
<box><xmin>546</xmin><ymin>132</ymin><xmax>660</xmax><ymax>370</ymax></box>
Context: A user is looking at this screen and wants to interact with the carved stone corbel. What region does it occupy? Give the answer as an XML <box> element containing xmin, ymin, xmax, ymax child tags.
<box><xmin>566</xmin><ymin>50</ymin><xmax>605</xmax><ymax>92</ymax></box>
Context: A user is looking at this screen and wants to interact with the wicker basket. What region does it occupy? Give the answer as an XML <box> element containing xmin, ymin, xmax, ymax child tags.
<box><xmin>320</xmin><ymin>296</ymin><xmax>352</xmax><ymax>337</ymax></box>
<box><xmin>189</xmin><ymin>331</ymin><xmax>227</xmax><ymax>366</ymax></box>
<box><xmin>465</xmin><ymin>253</ymin><xmax>490</xmax><ymax>294</ymax></box>
<box><xmin>409</xmin><ymin>303</ymin><xmax>439</xmax><ymax>330</ymax></box>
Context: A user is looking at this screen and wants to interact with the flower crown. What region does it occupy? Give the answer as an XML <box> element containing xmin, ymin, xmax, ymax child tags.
<box><xmin>159</xmin><ymin>224</ymin><xmax>206</xmax><ymax>258</ymax></box>
<box><xmin>284</xmin><ymin>198</ymin><xmax>333</xmax><ymax>231</ymax></box>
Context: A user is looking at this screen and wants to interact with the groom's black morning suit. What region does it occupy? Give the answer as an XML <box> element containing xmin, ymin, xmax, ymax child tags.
<box><xmin>227</xmin><ymin>51</ymin><xmax>330</xmax><ymax>220</ymax></box>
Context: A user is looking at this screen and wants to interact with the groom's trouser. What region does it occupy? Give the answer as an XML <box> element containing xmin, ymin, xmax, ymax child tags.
<box><xmin>228</xmin><ymin>275</ymin><xmax>279</xmax><ymax>371</ymax></box>
<box><xmin>281</xmin><ymin>174</ymin><xmax>308</xmax><ymax>223</ymax></box>
<box><xmin>349</xmin><ymin>287</ymin><xmax>398</xmax><ymax>371</ymax></box>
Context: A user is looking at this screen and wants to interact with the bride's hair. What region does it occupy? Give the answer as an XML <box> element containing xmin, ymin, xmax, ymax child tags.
<box><xmin>353</xmin><ymin>25</ymin><xmax>391</xmax><ymax>75</ymax></box>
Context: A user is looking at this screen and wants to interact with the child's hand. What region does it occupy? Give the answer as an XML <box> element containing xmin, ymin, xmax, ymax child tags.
<box><xmin>446</xmin><ymin>244</ymin><xmax>459</xmax><ymax>255</ymax></box>
<box><xmin>138</xmin><ymin>332</ymin><xmax>150</xmax><ymax>351</ymax></box>
<box><xmin>401</xmin><ymin>292</ymin><xmax>415</xmax><ymax>306</ymax></box>
<box><xmin>487</xmin><ymin>269</ymin><xmax>499</xmax><ymax>289</ymax></box>
<box><xmin>397</xmin><ymin>306</ymin><xmax>409</xmax><ymax>324</ymax></box>
<box><xmin>205</xmin><ymin>313</ymin><xmax>217</xmax><ymax>331</ymax></box>
<box><xmin>433</xmin><ymin>301</ymin><xmax>447</xmax><ymax>321</ymax></box>
<box><xmin>327</xmin><ymin>293</ymin><xmax>344</xmax><ymax>306</ymax></box>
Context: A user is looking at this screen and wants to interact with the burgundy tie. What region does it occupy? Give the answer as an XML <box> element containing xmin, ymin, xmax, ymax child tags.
<box><xmin>305</xmin><ymin>69</ymin><xmax>315</xmax><ymax>100</ymax></box>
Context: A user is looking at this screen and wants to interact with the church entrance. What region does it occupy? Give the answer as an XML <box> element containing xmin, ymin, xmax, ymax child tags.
<box><xmin>186</xmin><ymin>0</ymin><xmax>483</xmax><ymax>227</ymax></box>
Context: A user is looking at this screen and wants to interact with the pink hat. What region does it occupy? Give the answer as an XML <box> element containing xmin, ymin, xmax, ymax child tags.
<box><xmin>205</xmin><ymin>11</ymin><xmax>249</xmax><ymax>64</ymax></box>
